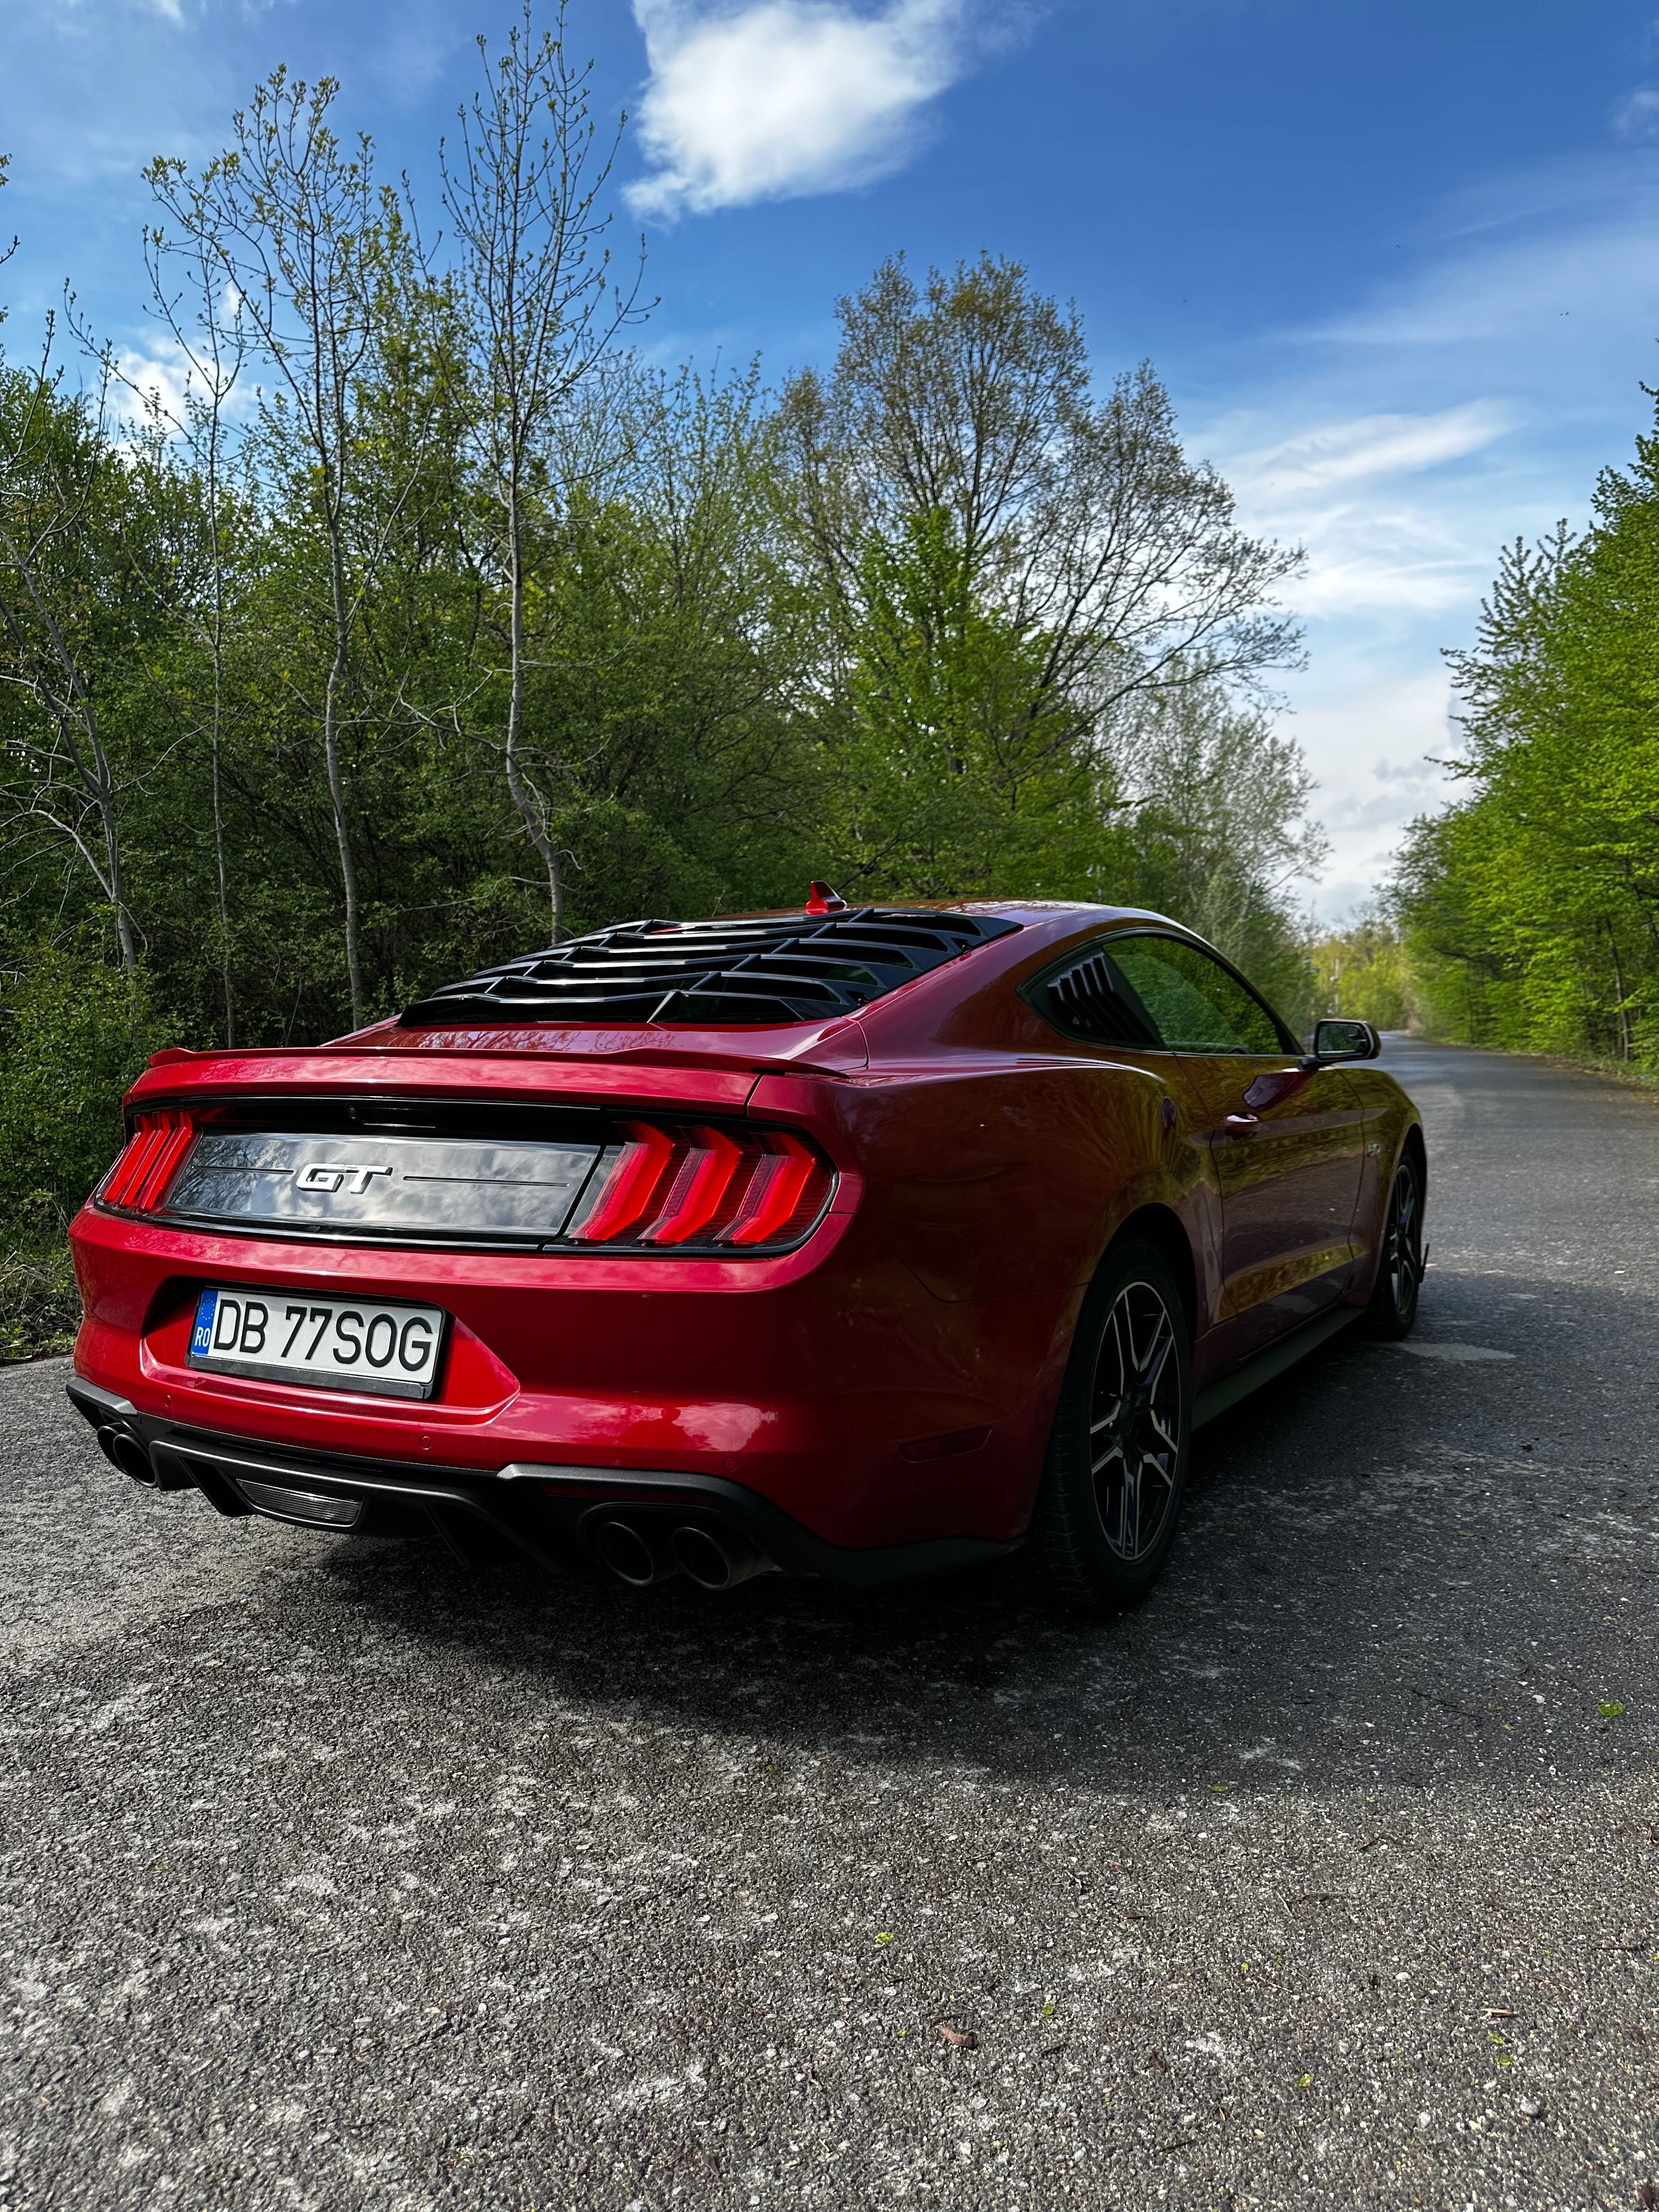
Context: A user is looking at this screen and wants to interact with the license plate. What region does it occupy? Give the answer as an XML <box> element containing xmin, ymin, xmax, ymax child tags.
<box><xmin>187</xmin><ymin>1286</ymin><xmax>448</xmax><ymax>1400</ymax></box>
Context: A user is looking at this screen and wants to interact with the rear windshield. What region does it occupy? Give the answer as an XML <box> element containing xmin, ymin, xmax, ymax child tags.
<box><xmin>400</xmin><ymin>909</ymin><xmax>1020</xmax><ymax>1029</ymax></box>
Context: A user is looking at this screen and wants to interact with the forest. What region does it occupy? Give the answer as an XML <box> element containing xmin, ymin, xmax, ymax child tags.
<box><xmin>0</xmin><ymin>19</ymin><xmax>1330</xmax><ymax>1354</ymax></box>
<box><xmin>1394</xmin><ymin>392</ymin><xmax>1659</xmax><ymax>1073</ymax></box>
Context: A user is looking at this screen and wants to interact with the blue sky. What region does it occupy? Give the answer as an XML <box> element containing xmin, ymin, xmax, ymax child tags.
<box><xmin>3</xmin><ymin>0</ymin><xmax>1657</xmax><ymax>915</ymax></box>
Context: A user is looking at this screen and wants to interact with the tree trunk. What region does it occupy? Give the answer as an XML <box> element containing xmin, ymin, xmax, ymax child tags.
<box><xmin>504</xmin><ymin>507</ymin><xmax>564</xmax><ymax>943</ymax></box>
<box><xmin>323</xmin><ymin>650</ymin><xmax>365</xmax><ymax>1029</ymax></box>
<box><xmin>99</xmin><ymin>765</ymin><xmax>137</xmax><ymax>975</ymax></box>
<box><xmin>211</xmin><ymin>712</ymin><xmax>234</xmax><ymax>1046</ymax></box>
<box><xmin>1606</xmin><ymin>918</ymin><xmax>1631</xmax><ymax>1061</ymax></box>
<box><xmin>208</xmin><ymin>455</ymin><xmax>235</xmax><ymax>1046</ymax></box>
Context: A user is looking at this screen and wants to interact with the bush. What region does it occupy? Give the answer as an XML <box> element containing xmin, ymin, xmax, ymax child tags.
<box><xmin>0</xmin><ymin>949</ymin><xmax>171</xmax><ymax>1358</ymax></box>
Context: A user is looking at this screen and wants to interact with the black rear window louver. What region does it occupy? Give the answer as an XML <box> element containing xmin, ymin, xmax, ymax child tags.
<box><xmin>400</xmin><ymin>909</ymin><xmax>1021</xmax><ymax>1029</ymax></box>
<box><xmin>1029</xmin><ymin>945</ymin><xmax>1159</xmax><ymax>1049</ymax></box>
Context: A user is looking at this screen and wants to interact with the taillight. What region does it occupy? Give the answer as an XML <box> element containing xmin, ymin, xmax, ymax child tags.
<box><xmin>99</xmin><ymin>1110</ymin><xmax>195</xmax><ymax>1212</ymax></box>
<box><xmin>566</xmin><ymin>1122</ymin><xmax>834</xmax><ymax>1250</ymax></box>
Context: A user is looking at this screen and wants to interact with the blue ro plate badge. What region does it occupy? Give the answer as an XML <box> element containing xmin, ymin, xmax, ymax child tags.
<box><xmin>188</xmin><ymin>1284</ymin><xmax>448</xmax><ymax>1400</ymax></box>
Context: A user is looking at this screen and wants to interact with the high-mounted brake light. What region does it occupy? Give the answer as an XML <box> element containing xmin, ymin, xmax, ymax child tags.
<box><xmin>567</xmin><ymin>1121</ymin><xmax>833</xmax><ymax>1250</ymax></box>
<box><xmin>100</xmin><ymin>1109</ymin><xmax>195</xmax><ymax>1212</ymax></box>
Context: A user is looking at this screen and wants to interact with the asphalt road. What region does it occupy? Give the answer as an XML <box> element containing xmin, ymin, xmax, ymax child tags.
<box><xmin>3</xmin><ymin>1036</ymin><xmax>1658</xmax><ymax>2212</ymax></box>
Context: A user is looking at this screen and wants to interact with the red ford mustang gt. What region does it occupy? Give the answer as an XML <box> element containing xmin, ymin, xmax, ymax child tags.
<box><xmin>66</xmin><ymin>893</ymin><xmax>1424</xmax><ymax>1607</ymax></box>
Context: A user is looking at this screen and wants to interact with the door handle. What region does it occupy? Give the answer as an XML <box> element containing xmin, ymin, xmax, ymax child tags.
<box><xmin>1224</xmin><ymin>1111</ymin><xmax>1260</xmax><ymax>1130</ymax></box>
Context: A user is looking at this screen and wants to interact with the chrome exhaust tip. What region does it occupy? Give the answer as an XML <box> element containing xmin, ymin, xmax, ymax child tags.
<box><xmin>591</xmin><ymin>1517</ymin><xmax>661</xmax><ymax>1588</ymax></box>
<box><xmin>670</xmin><ymin>1523</ymin><xmax>776</xmax><ymax>1592</ymax></box>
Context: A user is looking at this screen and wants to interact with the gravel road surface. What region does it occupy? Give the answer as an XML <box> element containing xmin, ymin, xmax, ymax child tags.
<box><xmin>2</xmin><ymin>1037</ymin><xmax>1657</xmax><ymax>2211</ymax></box>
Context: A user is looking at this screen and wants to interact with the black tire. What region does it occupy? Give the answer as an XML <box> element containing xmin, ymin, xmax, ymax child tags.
<box><xmin>1363</xmin><ymin>1148</ymin><xmax>1424</xmax><ymax>1339</ymax></box>
<box><xmin>1031</xmin><ymin>1239</ymin><xmax>1192</xmax><ymax>1611</ymax></box>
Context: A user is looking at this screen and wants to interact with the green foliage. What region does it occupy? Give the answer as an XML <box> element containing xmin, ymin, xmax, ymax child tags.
<box><xmin>0</xmin><ymin>951</ymin><xmax>167</xmax><ymax>1356</ymax></box>
<box><xmin>826</xmin><ymin>507</ymin><xmax>1111</xmax><ymax>896</ymax></box>
<box><xmin>0</xmin><ymin>950</ymin><xmax>166</xmax><ymax>1228</ymax></box>
<box><xmin>1396</xmin><ymin>397</ymin><xmax>1659</xmax><ymax>1068</ymax></box>
<box><xmin>1307</xmin><ymin>910</ymin><xmax>1410</xmax><ymax>1032</ymax></box>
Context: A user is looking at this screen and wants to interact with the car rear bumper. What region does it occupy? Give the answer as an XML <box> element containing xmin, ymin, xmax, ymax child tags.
<box><xmin>67</xmin><ymin>1198</ymin><xmax>1068</xmax><ymax>1559</ymax></box>
<box><xmin>65</xmin><ymin>1377</ymin><xmax>1022</xmax><ymax>1587</ymax></box>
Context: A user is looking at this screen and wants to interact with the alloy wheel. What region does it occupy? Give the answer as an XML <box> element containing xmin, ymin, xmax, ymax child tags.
<box><xmin>1087</xmin><ymin>1278</ymin><xmax>1184</xmax><ymax>1561</ymax></box>
<box><xmin>1383</xmin><ymin>1160</ymin><xmax>1423</xmax><ymax>1323</ymax></box>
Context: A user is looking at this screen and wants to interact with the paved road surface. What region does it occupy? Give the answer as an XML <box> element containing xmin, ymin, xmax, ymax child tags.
<box><xmin>3</xmin><ymin>1039</ymin><xmax>1658</xmax><ymax>2211</ymax></box>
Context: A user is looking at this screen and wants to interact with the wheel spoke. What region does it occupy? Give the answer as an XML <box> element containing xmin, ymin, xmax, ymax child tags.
<box><xmin>1107</xmin><ymin>1301</ymin><xmax>1131</xmax><ymax>1389</ymax></box>
<box><xmin>1139</xmin><ymin>1451</ymin><xmax>1172</xmax><ymax>1500</ymax></box>
<box><xmin>1091</xmin><ymin>1436</ymin><xmax>1126</xmax><ymax>1481</ymax></box>
<box><xmin>1138</xmin><ymin>1308</ymin><xmax>1175</xmax><ymax>1391</ymax></box>
<box><xmin>1119</xmin><ymin>1457</ymin><xmax>1142</xmax><ymax>1554</ymax></box>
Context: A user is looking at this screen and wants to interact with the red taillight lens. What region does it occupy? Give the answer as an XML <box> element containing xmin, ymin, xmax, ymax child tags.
<box><xmin>640</xmin><ymin>1124</ymin><xmax>745</xmax><ymax>1244</ymax></box>
<box><xmin>567</xmin><ymin>1122</ymin><xmax>833</xmax><ymax>1250</ymax></box>
<box><xmin>719</xmin><ymin>1132</ymin><xmax>821</xmax><ymax>1245</ymax></box>
<box><xmin>100</xmin><ymin>1110</ymin><xmax>194</xmax><ymax>1212</ymax></box>
<box><xmin>565</xmin><ymin>1122</ymin><xmax>678</xmax><ymax>1242</ymax></box>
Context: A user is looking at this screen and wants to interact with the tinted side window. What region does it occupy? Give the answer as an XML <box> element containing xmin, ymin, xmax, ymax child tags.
<box><xmin>1107</xmin><ymin>936</ymin><xmax>1285</xmax><ymax>1055</ymax></box>
<box><xmin>1026</xmin><ymin>942</ymin><xmax>1160</xmax><ymax>1048</ymax></box>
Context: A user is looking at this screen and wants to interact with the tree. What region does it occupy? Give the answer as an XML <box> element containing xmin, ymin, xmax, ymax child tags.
<box><xmin>1397</xmin><ymin>388</ymin><xmax>1659</xmax><ymax>1067</ymax></box>
<box><xmin>1108</xmin><ymin>674</ymin><xmax>1327</xmax><ymax>1021</ymax></box>
<box><xmin>505</xmin><ymin>359</ymin><xmax>821</xmax><ymax>919</ymax></box>
<box><xmin>1306</xmin><ymin>907</ymin><xmax>1409</xmax><ymax>1031</ymax></box>
<box><xmin>101</xmin><ymin>196</ymin><xmax>252</xmax><ymax>1041</ymax></box>
<box><xmin>153</xmin><ymin>74</ymin><xmax>446</xmax><ymax>1027</ymax></box>
<box><xmin>778</xmin><ymin>255</ymin><xmax>1304</xmax><ymax>895</ymax></box>
<box><xmin>440</xmin><ymin>3</ymin><xmax>642</xmax><ymax>941</ymax></box>
<box><xmin>0</xmin><ymin>345</ymin><xmax>160</xmax><ymax>972</ymax></box>
<box><xmin>826</xmin><ymin>503</ymin><xmax>1104</xmax><ymax>895</ymax></box>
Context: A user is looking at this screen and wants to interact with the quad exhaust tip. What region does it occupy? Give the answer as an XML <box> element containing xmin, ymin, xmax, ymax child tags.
<box><xmin>590</xmin><ymin>1513</ymin><xmax>777</xmax><ymax>1592</ymax></box>
<box><xmin>672</xmin><ymin>1523</ymin><xmax>775</xmax><ymax>1592</ymax></box>
<box><xmin>591</xmin><ymin>1517</ymin><xmax>663</xmax><ymax>1588</ymax></box>
<box><xmin>98</xmin><ymin>1425</ymin><xmax>159</xmax><ymax>1487</ymax></box>
<box><xmin>94</xmin><ymin>1425</ymin><xmax>196</xmax><ymax>1494</ymax></box>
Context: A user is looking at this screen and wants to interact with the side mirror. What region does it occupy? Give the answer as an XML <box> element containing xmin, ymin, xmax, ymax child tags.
<box><xmin>1310</xmin><ymin>1017</ymin><xmax>1381</xmax><ymax>1063</ymax></box>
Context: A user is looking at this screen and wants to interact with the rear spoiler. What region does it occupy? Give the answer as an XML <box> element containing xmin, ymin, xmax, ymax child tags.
<box><xmin>127</xmin><ymin>1037</ymin><xmax>865</xmax><ymax>1119</ymax></box>
<box><xmin>145</xmin><ymin>1023</ymin><xmax>865</xmax><ymax>1085</ymax></box>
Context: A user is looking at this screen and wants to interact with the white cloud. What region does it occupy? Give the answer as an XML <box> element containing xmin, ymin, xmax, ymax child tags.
<box><xmin>106</xmin><ymin>335</ymin><xmax>253</xmax><ymax>437</ymax></box>
<box><xmin>1223</xmin><ymin>403</ymin><xmax>1510</xmax><ymax>499</ymax></box>
<box><xmin>1613</xmin><ymin>86</ymin><xmax>1659</xmax><ymax>142</ymax></box>
<box><xmin>626</xmin><ymin>0</ymin><xmax>968</xmax><ymax>219</ymax></box>
<box><xmin>1209</xmin><ymin>403</ymin><xmax>1515</xmax><ymax>619</ymax></box>
<box><xmin>1288</xmin><ymin>671</ymin><xmax>1463</xmax><ymax>920</ymax></box>
<box><xmin>1312</xmin><ymin>199</ymin><xmax>1659</xmax><ymax>359</ymax></box>
<box><xmin>112</xmin><ymin>344</ymin><xmax>193</xmax><ymax>426</ymax></box>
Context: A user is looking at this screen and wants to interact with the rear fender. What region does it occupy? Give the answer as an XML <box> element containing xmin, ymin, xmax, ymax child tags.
<box><xmin>751</xmin><ymin>1057</ymin><xmax>1187</xmax><ymax>1307</ymax></box>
